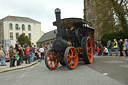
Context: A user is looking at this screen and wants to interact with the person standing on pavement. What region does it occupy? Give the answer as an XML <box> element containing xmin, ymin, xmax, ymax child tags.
<box><xmin>19</xmin><ymin>45</ymin><xmax>23</xmax><ymax>64</ymax></box>
<box><xmin>39</xmin><ymin>47</ymin><xmax>44</xmax><ymax>60</ymax></box>
<box><xmin>16</xmin><ymin>51</ymin><xmax>20</xmax><ymax>66</ymax></box>
<box><xmin>123</xmin><ymin>39</ymin><xmax>128</xmax><ymax>57</ymax></box>
<box><xmin>20</xmin><ymin>46</ymin><xmax>24</xmax><ymax>64</ymax></box>
<box><xmin>107</xmin><ymin>40</ymin><xmax>112</xmax><ymax>56</ymax></box>
<box><xmin>9</xmin><ymin>45</ymin><xmax>16</xmax><ymax>67</ymax></box>
<box><xmin>31</xmin><ymin>45</ymin><xmax>36</xmax><ymax>62</ymax></box>
<box><xmin>25</xmin><ymin>45</ymin><xmax>30</xmax><ymax>64</ymax></box>
<box><xmin>118</xmin><ymin>39</ymin><xmax>124</xmax><ymax>56</ymax></box>
<box><xmin>113</xmin><ymin>39</ymin><xmax>118</xmax><ymax>56</ymax></box>
<box><xmin>18</xmin><ymin>45</ymin><xmax>22</xmax><ymax>64</ymax></box>
<box><xmin>29</xmin><ymin>46</ymin><xmax>32</xmax><ymax>61</ymax></box>
<box><xmin>15</xmin><ymin>41</ymin><xmax>19</xmax><ymax>51</ymax></box>
<box><xmin>2</xmin><ymin>48</ymin><xmax>6</xmax><ymax>65</ymax></box>
<box><xmin>0</xmin><ymin>47</ymin><xmax>6</xmax><ymax>66</ymax></box>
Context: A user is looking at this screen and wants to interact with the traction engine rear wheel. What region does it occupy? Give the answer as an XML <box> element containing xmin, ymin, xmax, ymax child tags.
<box><xmin>44</xmin><ymin>48</ymin><xmax>59</xmax><ymax>70</ymax></box>
<box><xmin>82</xmin><ymin>37</ymin><xmax>93</xmax><ymax>64</ymax></box>
<box><xmin>64</xmin><ymin>46</ymin><xmax>78</xmax><ymax>70</ymax></box>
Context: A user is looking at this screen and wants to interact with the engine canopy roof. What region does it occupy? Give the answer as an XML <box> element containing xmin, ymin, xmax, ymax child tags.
<box><xmin>53</xmin><ymin>18</ymin><xmax>94</xmax><ymax>30</ymax></box>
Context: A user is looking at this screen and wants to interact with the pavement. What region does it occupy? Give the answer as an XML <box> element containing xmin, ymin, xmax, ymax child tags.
<box><xmin>0</xmin><ymin>60</ymin><xmax>39</xmax><ymax>73</ymax></box>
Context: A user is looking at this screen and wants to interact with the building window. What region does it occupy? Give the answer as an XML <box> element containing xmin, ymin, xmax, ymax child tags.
<box><xmin>10</xmin><ymin>32</ymin><xmax>13</xmax><ymax>40</ymax></box>
<box><xmin>9</xmin><ymin>23</ymin><xmax>13</xmax><ymax>30</ymax></box>
<box><xmin>54</xmin><ymin>31</ymin><xmax>56</xmax><ymax>34</ymax></box>
<box><xmin>16</xmin><ymin>33</ymin><xmax>19</xmax><ymax>39</ymax></box>
<box><xmin>15</xmin><ymin>24</ymin><xmax>19</xmax><ymax>30</ymax></box>
<box><xmin>0</xmin><ymin>27</ymin><xmax>2</xmax><ymax>31</ymax></box>
<box><xmin>28</xmin><ymin>33</ymin><xmax>31</xmax><ymax>39</ymax></box>
<box><xmin>22</xmin><ymin>24</ymin><xmax>25</xmax><ymax>31</ymax></box>
<box><xmin>28</xmin><ymin>25</ymin><xmax>31</xmax><ymax>31</ymax></box>
<box><xmin>47</xmin><ymin>42</ymin><xmax>49</xmax><ymax>44</ymax></box>
<box><xmin>44</xmin><ymin>43</ymin><xmax>46</xmax><ymax>45</ymax></box>
<box><xmin>87</xmin><ymin>0</ymin><xmax>90</xmax><ymax>6</ymax></box>
<box><xmin>0</xmin><ymin>33</ymin><xmax>2</xmax><ymax>40</ymax></box>
<box><xmin>88</xmin><ymin>12</ymin><xmax>90</xmax><ymax>20</ymax></box>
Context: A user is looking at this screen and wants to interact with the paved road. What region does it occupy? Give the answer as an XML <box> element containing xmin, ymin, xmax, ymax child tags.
<box><xmin>88</xmin><ymin>56</ymin><xmax>128</xmax><ymax>85</ymax></box>
<box><xmin>0</xmin><ymin>56</ymin><xmax>127</xmax><ymax>85</ymax></box>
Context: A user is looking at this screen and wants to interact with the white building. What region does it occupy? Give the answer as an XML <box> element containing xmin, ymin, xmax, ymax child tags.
<box><xmin>0</xmin><ymin>16</ymin><xmax>44</xmax><ymax>51</ymax></box>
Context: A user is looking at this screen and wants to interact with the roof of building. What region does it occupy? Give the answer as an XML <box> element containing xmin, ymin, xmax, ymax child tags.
<box><xmin>37</xmin><ymin>29</ymin><xmax>57</xmax><ymax>43</ymax></box>
<box><xmin>0</xmin><ymin>16</ymin><xmax>40</xmax><ymax>23</ymax></box>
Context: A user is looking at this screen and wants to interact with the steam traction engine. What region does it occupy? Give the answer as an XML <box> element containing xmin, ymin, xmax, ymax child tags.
<box><xmin>44</xmin><ymin>8</ymin><xmax>94</xmax><ymax>70</ymax></box>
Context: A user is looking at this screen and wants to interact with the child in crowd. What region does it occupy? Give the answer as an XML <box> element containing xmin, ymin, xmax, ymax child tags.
<box><xmin>16</xmin><ymin>51</ymin><xmax>20</xmax><ymax>66</ymax></box>
<box><xmin>103</xmin><ymin>46</ymin><xmax>108</xmax><ymax>56</ymax></box>
<box><xmin>97</xmin><ymin>47</ymin><xmax>101</xmax><ymax>56</ymax></box>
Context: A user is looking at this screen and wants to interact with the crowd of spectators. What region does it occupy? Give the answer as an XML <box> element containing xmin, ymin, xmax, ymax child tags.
<box><xmin>0</xmin><ymin>41</ymin><xmax>51</xmax><ymax>67</ymax></box>
<box><xmin>94</xmin><ymin>39</ymin><xmax>128</xmax><ymax>59</ymax></box>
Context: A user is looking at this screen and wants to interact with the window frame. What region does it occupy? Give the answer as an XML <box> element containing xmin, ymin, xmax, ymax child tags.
<box><xmin>15</xmin><ymin>24</ymin><xmax>19</xmax><ymax>30</ymax></box>
<box><xmin>10</xmin><ymin>32</ymin><xmax>13</xmax><ymax>40</ymax></box>
<box><xmin>28</xmin><ymin>33</ymin><xmax>31</xmax><ymax>39</ymax></box>
<box><xmin>22</xmin><ymin>24</ymin><xmax>25</xmax><ymax>31</ymax></box>
<box><xmin>9</xmin><ymin>23</ymin><xmax>13</xmax><ymax>30</ymax></box>
<box><xmin>28</xmin><ymin>25</ymin><xmax>31</xmax><ymax>31</ymax></box>
<box><xmin>16</xmin><ymin>33</ymin><xmax>19</xmax><ymax>39</ymax></box>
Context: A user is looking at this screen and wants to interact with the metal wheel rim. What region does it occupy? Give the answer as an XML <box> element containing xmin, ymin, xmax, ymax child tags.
<box><xmin>87</xmin><ymin>38</ymin><xmax>93</xmax><ymax>63</ymax></box>
<box><xmin>65</xmin><ymin>47</ymin><xmax>78</xmax><ymax>69</ymax></box>
<box><xmin>45</xmin><ymin>48</ymin><xmax>59</xmax><ymax>69</ymax></box>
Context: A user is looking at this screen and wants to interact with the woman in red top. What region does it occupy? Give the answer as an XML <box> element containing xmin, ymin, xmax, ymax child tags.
<box><xmin>25</xmin><ymin>45</ymin><xmax>30</xmax><ymax>64</ymax></box>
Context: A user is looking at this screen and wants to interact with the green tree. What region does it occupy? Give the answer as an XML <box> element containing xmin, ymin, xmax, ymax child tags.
<box><xmin>17</xmin><ymin>34</ymin><xmax>31</xmax><ymax>47</ymax></box>
<box><xmin>110</xmin><ymin>0</ymin><xmax>128</xmax><ymax>32</ymax></box>
<box><xmin>94</xmin><ymin>0</ymin><xmax>128</xmax><ymax>39</ymax></box>
<box><xmin>94</xmin><ymin>0</ymin><xmax>117</xmax><ymax>39</ymax></box>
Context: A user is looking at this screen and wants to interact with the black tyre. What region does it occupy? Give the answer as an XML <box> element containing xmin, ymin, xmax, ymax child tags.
<box><xmin>81</xmin><ymin>37</ymin><xmax>93</xmax><ymax>64</ymax></box>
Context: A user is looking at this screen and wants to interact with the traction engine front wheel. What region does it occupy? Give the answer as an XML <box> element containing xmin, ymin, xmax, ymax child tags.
<box><xmin>64</xmin><ymin>46</ymin><xmax>78</xmax><ymax>70</ymax></box>
<box><xmin>44</xmin><ymin>48</ymin><xmax>59</xmax><ymax>70</ymax></box>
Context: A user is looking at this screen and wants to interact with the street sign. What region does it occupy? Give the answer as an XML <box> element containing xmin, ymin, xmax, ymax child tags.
<box><xmin>4</xmin><ymin>40</ymin><xmax>11</xmax><ymax>47</ymax></box>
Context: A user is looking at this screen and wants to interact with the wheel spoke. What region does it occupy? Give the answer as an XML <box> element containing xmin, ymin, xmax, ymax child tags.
<box><xmin>69</xmin><ymin>60</ymin><xmax>72</xmax><ymax>66</ymax></box>
<box><xmin>89</xmin><ymin>47</ymin><xmax>91</xmax><ymax>49</ymax></box>
<box><xmin>52</xmin><ymin>51</ymin><xmax>55</xmax><ymax>57</ymax></box>
<box><xmin>88</xmin><ymin>53</ymin><xmax>91</xmax><ymax>57</ymax></box>
<box><xmin>67</xmin><ymin>58</ymin><xmax>70</xmax><ymax>61</ymax></box>
<box><xmin>67</xmin><ymin>54</ymin><xmax>70</xmax><ymax>58</ymax></box>
<box><xmin>47</xmin><ymin>56</ymin><xmax>51</xmax><ymax>60</ymax></box>
<box><xmin>50</xmin><ymin>62</ymin><xmax>52</xmax><ymax>67</ymax></box>
<box><xmin>47</xmin><ymin>60</ymin><xmax>51</xmax><ymax>62</ymax></box>
<box><xmin>73</xmin><ymin>59</ymin><xmax>76</xmax><ymax>62</ymax></box>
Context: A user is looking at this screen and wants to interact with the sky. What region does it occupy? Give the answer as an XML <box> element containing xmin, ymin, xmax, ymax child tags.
<box><xmin>0</xmin><ymin>0</ymin><xmax>84</xmax><ymax>33</ymax></box>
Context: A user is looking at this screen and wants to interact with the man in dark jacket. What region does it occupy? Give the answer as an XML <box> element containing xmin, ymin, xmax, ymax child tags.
<box><xmin>31</xmin><ymin>45</ymin><xmax>36</xmax><ymax>62</ymax></box>
<box><xmin>118</xmin><ymin>39</ymin><xmax>124</xmax><ymax>56</ymax></box>
<box><xmin>15</xmin><ymin>41</ymin><xmax>19</xmax><ymax>52</ymax></box>
<box><xmin>107</xmin><ymin>40</ymin><xmax>112</xmax><ymax>56</ymax></box>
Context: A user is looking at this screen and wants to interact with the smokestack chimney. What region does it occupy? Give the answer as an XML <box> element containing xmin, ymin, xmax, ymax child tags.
<box><xmin>55</xmin><ymin>8</ymin><xmax>62</xmax><ymax>39</ymax></box>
